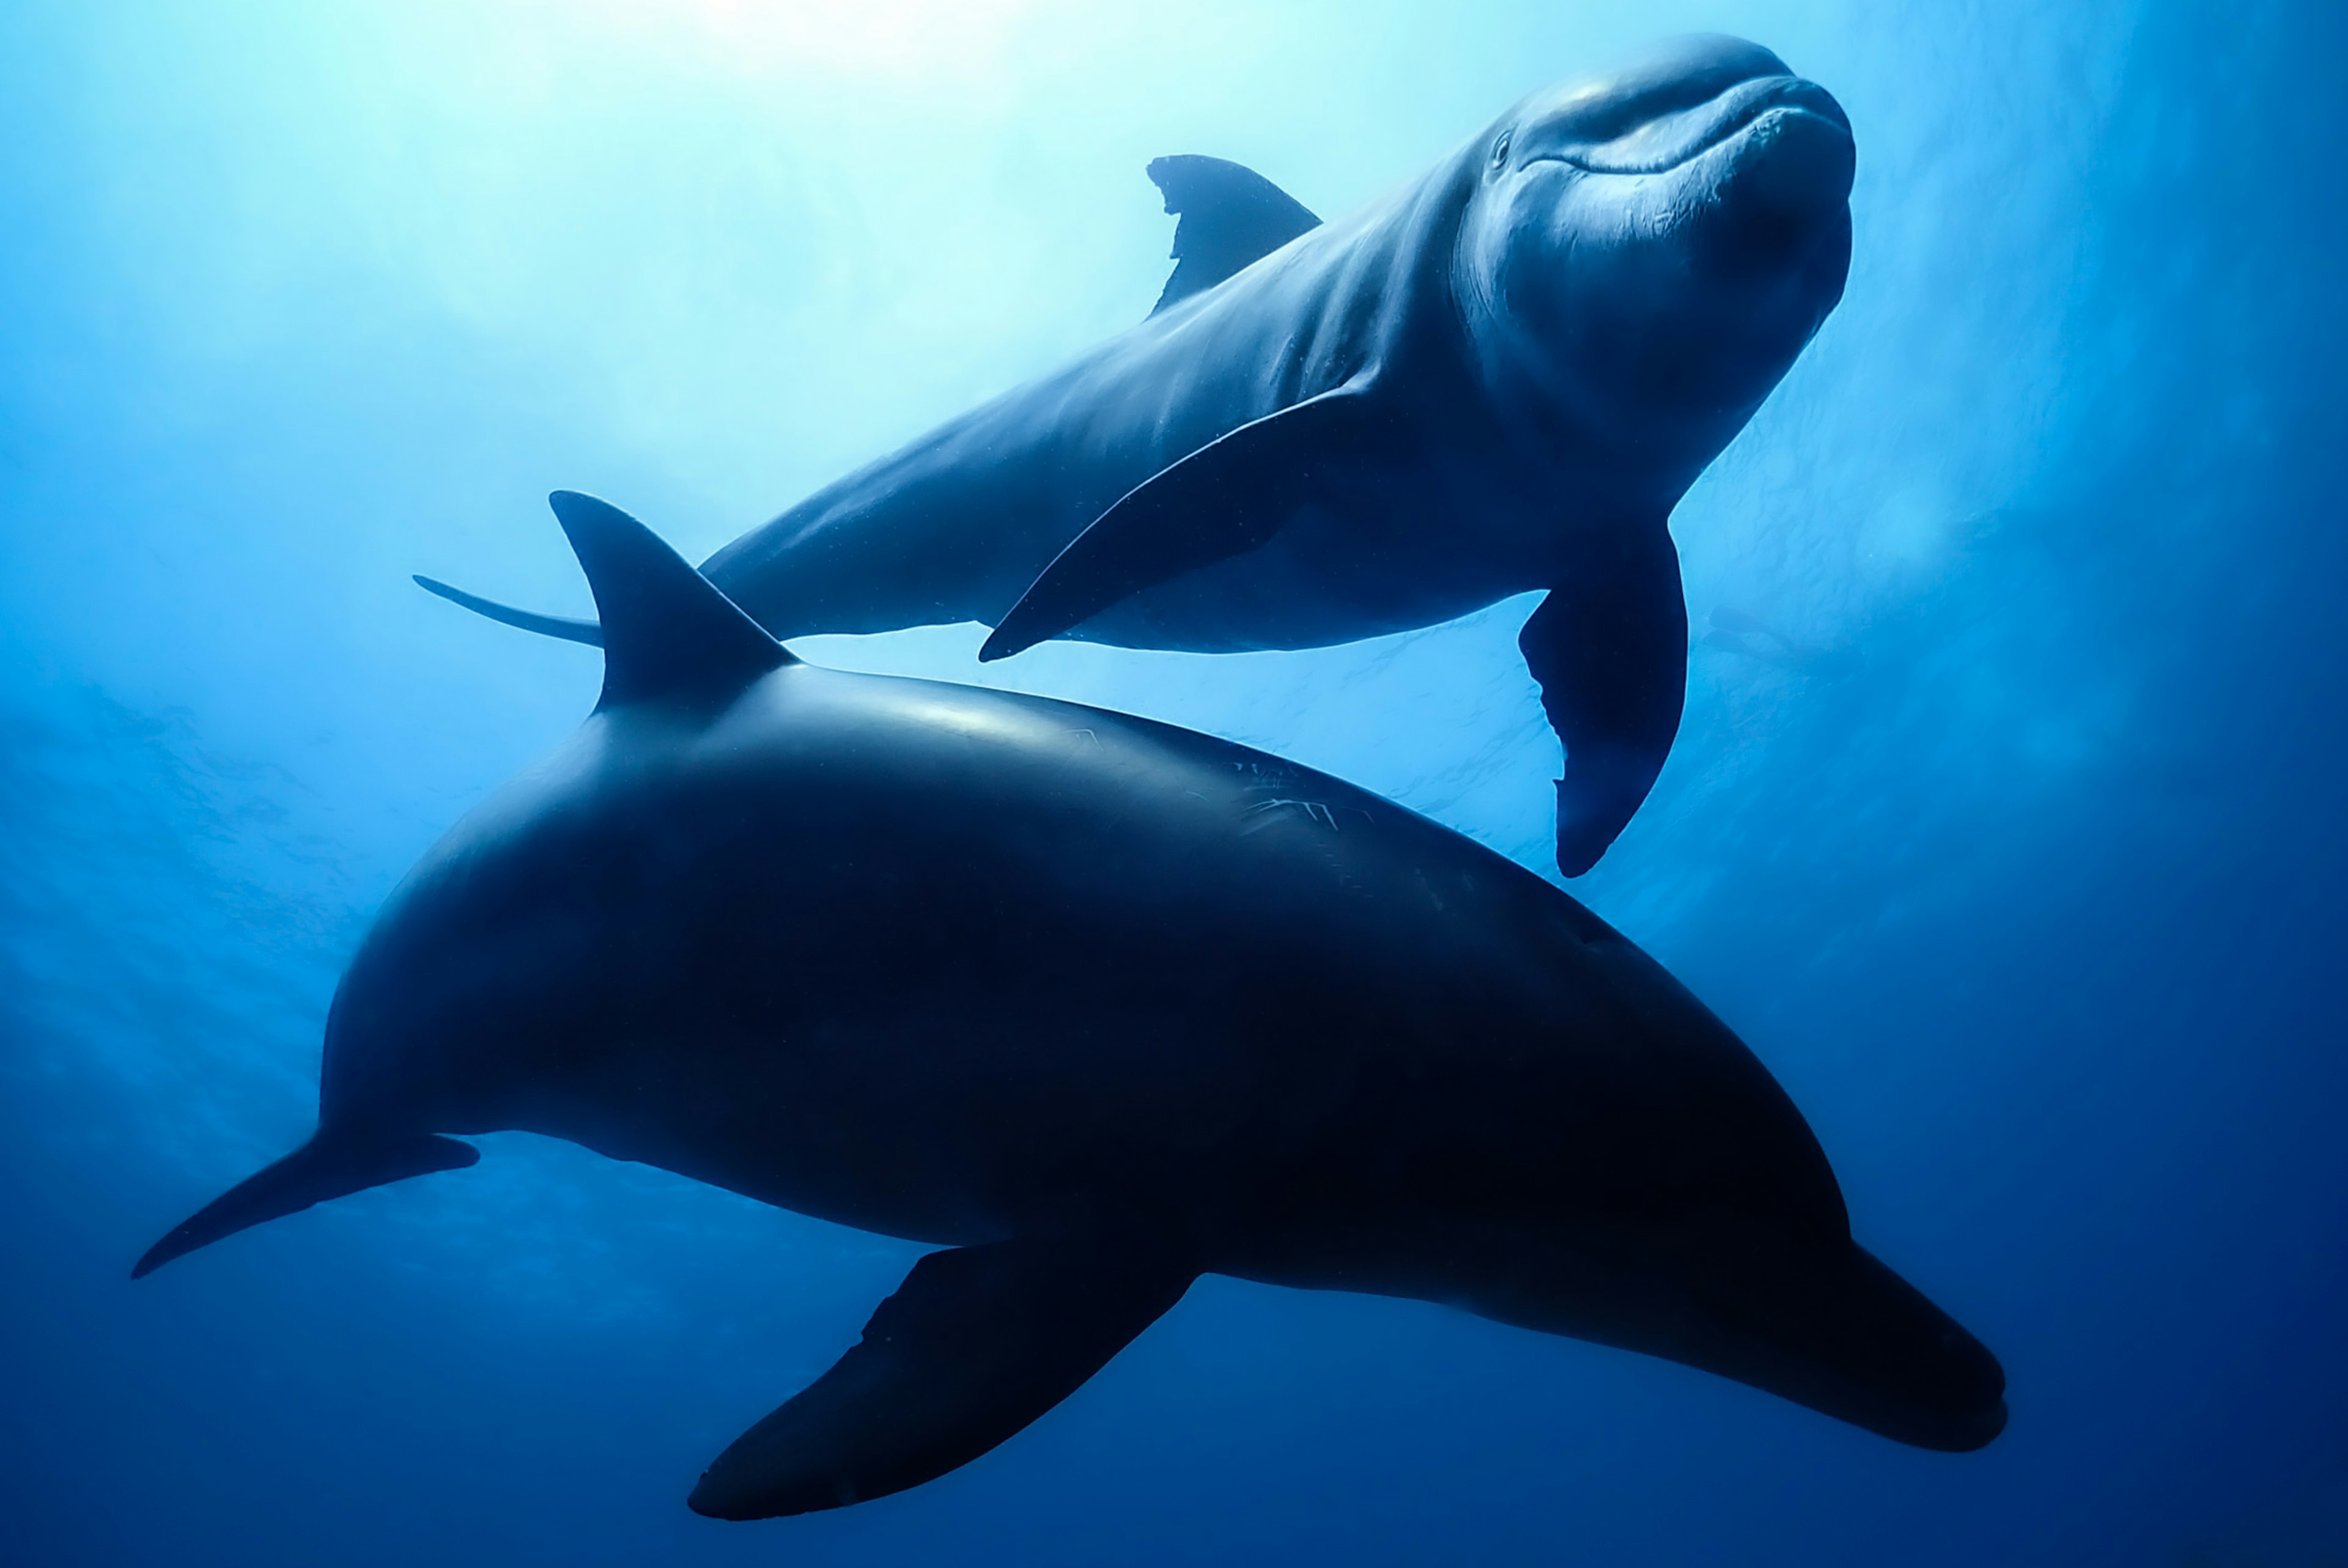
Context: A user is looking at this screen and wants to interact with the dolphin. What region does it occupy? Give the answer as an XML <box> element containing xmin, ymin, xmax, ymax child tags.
<box><xmin>426</xmin><ymin>34</ymin><xmax>1856</xmax><ymax>880</ymax></box>
<box><xmin>152</xmin><ymin>494</ymin><xmax>2001</xmax><ymax>1520</ymax></box>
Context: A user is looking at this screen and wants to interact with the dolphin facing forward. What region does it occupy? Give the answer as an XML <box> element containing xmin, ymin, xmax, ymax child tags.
<box><xmin>155</xmin><ymin>495</ymin><xmax>1999</xmax><ymax>1520</ymax></box>
<box><xmin>428</xmin><ymin>35</ymin><xmax>1856</xmax><ymax>878</ymax></box>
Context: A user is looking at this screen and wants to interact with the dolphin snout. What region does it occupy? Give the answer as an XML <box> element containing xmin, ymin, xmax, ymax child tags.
<box><xmin>1529</xmin><ymin>69</ymin><xmax>1850</xmax><ymax>181</ymax></box>
<box><xmin>1721</xmin><ymin>99</ymin><xmax>1857</xmax><ymax>225</ymax></box>
<box><xmin>1731</xmin><ymin>1241</ymin><xmax>2009</xmax><ymax>1454</ymax></box>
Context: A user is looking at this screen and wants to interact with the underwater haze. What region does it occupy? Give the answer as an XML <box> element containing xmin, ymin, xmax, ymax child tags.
<box><xmin>3</xmin><ymin>0</ymin><xmax>2344</xmax><ymax>1561</ymax></box>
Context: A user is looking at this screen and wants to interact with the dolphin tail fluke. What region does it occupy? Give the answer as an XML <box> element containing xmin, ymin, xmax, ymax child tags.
<box><xmin>688</xmin><ymin>1239</ymin><xmax>1193</xmax><ymax>1518</ymax></box>
<box><xmin>414</xmin><ymin>573</ymin><xmax>606</xmax><ymax>647</ymax></box>
<box><xmin>131</xmin><ymin>1131</ymin><xmax>479</xmax><ymax>1279</ymax></box>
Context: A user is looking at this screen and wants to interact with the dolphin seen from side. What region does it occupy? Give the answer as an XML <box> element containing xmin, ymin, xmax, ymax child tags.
<box><xmin>153</xmin><ymin>493</ymin><xmax>2001</xmax><ymax>1520</ymax></box>
<box><xmin>425</xmin><ymin>34</ymin><xmax>1857</xmax><ymax>879</ymax></box>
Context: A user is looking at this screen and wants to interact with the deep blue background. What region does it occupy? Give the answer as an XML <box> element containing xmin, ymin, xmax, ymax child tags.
<box><xmin>3</xmin><ymin>1</ymin><xmax>2342</xmax><ymax>1562</ymax></box>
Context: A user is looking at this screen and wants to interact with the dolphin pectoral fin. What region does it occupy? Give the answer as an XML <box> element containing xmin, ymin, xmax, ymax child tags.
<box><xmin>980</xmin><ymin>383</ymin><xmax>1379</xmax><ymax>661</ymax></box>
<box><xmin>1146</xmin><ymin>154</ymin><xmax>1321</xmax><ymax>315</ymax></box>
<box><xmin>414</xmin><ymin>574</ymin><xmax>605</xmax><ymax>647</ymax></box>
<box><xmin>1521</xmin><ymin>531</ymin><xmax>1688</xmax><ymax>878</ymax></box>
<box><xmin>131</xmin><ymin>1131</ymin><xmax>479</xmax><ymax>1279</ymax></box>
<box><xmin>688</xmin><ymin>1240</ymin><xmax>1192</xmax><ymax>1519</ymax></box>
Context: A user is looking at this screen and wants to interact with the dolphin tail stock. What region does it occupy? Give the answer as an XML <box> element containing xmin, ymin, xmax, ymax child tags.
<box><xmin>131</xmin><ymin>1129</ymin><xmax>479</xmax><ymax>1279</ymax></box>
<box><xmin>689</xmin><ymin>1239</ymin><xmax>1194</xmax><ymax>1519</ymax></box>
<box><xmin>413</xmin><ymin>573</ymin><xmax>605</xmax><ymax>647</ymax></box>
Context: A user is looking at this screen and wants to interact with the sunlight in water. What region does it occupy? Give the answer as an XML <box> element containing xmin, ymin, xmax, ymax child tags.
<box><xmin>3</xmin><ymin>0</ymin><xmax>2342</xmax><ymax>1561</ymax></box>
<box><xmin>577</xmin><ymin>0</ymin><xmax>1054</xmax><ymax>81</ymax></box>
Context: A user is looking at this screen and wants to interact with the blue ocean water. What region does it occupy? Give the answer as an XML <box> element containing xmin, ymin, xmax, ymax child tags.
<box><xmin>2</xmin><ymin>0</ymin><xmax>2341</xmax><ymax>1561</ymax></box>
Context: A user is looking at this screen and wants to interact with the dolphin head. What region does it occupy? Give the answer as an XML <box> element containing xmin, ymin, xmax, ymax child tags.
<box><xmin>1456</xmin><ymin>35</ymin><xmax>1854</xmax><ymax>493</ymax></box>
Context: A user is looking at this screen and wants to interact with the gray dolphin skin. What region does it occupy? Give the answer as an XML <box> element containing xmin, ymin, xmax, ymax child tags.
<box><xmin>149</xmin><ymin>493</ymin><xmax>2001</xmax><ymax>1520</ymax></box>
<box><xmin>430</xmin><ymin>34</ymin><xmax>1856</xmax><ymax>878</ymax></box>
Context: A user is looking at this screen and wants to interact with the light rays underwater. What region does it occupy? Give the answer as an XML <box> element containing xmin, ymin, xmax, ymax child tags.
<box><xmin>2</xmin><ymin>0</ymin><xmax>2343</xmax><ymax>1562</ymax></box>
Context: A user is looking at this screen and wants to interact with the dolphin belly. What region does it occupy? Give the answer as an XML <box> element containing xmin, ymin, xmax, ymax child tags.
<box><xmin>1074</xmin><ymin>493</ymin><xmax>1550</xmax><ymax>653</ymax></box>
<box><xmin>1215</xmin><ymin>1213</ymin><xmax>2005</xmax><ymax>1454</ymax></box>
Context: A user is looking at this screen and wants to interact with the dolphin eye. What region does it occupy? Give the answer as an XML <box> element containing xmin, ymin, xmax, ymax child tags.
<box><xmin>1490</xmin><ymin>131</ymin><xmax>1513</xmax><ymax>168</ymax></box>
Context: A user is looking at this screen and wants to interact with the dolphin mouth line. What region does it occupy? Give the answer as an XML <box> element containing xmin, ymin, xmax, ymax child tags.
<box><xmin>1530</xmin><ymin>76</ymin><xmax>1851</xmax><ymax>179</ymax></box>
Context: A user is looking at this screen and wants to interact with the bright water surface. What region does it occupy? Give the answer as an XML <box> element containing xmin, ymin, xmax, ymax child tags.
<box><xmin>2</xmin><ymin>1</ymin><xmax>2342</xmax><ymax>1562</ymax></box>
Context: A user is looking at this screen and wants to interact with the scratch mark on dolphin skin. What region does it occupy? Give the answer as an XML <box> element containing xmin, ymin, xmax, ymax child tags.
<box><xmin>1243</xmin><ymin>798</ymin><xmax>1345</xmax><ymax>831</ymax></box>
<box><xmin>1066</xmin><ymin>729</ymin><xmax>1104</xmax><ymax>750</ymax></box>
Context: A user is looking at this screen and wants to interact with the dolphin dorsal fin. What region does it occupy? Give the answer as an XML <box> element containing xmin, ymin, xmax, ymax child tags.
<box><xmin>550</xmin><ymin>490</ymin><xmax>793</xmax><ymax>709</ymax></box>
<box><xmin>1146</xmin><ymin>155</ymin><xmax>1320</xmax><ymax>315</ymax></box>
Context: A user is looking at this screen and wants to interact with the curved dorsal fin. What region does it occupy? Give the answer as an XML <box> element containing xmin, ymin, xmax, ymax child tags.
<box><xmin>1146</xmin><ymin>155</ymin><xmax>1320</xmax><ymax>315</ymax></box>
<box><xmin>549</xmin><ymin>490</ymin><xmax>792</xmax><ymax>709</ymax></box>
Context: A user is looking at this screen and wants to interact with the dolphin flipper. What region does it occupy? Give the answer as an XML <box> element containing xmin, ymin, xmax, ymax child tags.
<box><xmin>689</xmin><ymin>1240</ymin><xmax>1192</xmax><ymax>1518</ymax></box>
<box><xmin>980</xmin><ymin>381</ymin><xmax>1380</xmax><ymax>661</ymax></box>
<box><xmin>1521</xmin><ymin>530</ymin><xmax>1688</xmax><ymax>878</ymax></box>
<box><xmin>1146</xmin><ymin>155</ymin><xmax>1321</xmax><ymax>315</ymax></box>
